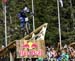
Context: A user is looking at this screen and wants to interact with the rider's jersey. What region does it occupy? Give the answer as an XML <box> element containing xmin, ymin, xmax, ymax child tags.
<box><xmin>18</xmin><ymin>10</ymin><xmax>26</xmax><ymax>18</ymax></box>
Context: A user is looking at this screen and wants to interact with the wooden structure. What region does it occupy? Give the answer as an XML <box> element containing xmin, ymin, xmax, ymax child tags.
<box><xmin>69</xmin><ymin>42</ymin><xmax>75</xmax><ymax>49</ymax></box>
<box><xmin>0</xmin><ymin>23</ymin><xmax>48</xmax><ymax>61</ymax></box>
<box><xmin>69</xmin><ymin>42</ymin><xmax>75</xmax><ymax>46</ymax></box>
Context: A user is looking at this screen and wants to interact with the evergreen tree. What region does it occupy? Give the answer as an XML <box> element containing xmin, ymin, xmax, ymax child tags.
<box><xmin>0</xmin><ymin>0</ymin><xmax>75</xmax><ymax>47</ymax></box>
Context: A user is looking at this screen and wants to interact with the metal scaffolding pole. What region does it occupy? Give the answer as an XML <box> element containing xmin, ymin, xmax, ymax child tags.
<box><xmin>32</xmin><ymin>0</ymin><xmax>35</xmax><ymax>31</ymax></box>
<box><xmin>4</xmin><ymin>4</ymin><xmax>7</xmax><ymax>47</ymax></box>
<box><xmin>57</xmin><ymin>0</ymin><xmax>62</xmax><ymax>49</ymax></box>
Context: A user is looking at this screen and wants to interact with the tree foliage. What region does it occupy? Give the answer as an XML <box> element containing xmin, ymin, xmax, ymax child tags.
<box><xmin>0</xmin><ymin>0</ymin><xmax>75</xmax><ymax>47</ymax></box>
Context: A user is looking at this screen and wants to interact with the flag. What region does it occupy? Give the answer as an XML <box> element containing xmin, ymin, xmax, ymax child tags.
<box><xmin>2</xmin><ymin>0</ymin><xmax>8</xmax><ymax>4</ymax></box>
<box><xmin>36</xmin><ymin>25</ymin><xmax>47</xmax><ymax>40</ymax></box>
<box><xmin>59</xmin><ymin>0</ymin><xmax>63</xmax><ymax>7</ymax></box>
<box><xmin>31</xmin><ymin>33</ymin><xmax>35</xmax><ymax>40</ymax></box>
<box><xmin>30</xmin><ymin>23</ymin><xmax>48</xmax><ymax>40</ymax></box>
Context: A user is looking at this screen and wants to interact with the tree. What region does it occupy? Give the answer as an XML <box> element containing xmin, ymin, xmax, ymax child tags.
<box><xmin>0</xmin><ymin>0</ymin><xmax>75</xmax><ymax>47</ymax></box>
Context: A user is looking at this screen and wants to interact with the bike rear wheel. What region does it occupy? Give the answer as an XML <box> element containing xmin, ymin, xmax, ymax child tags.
<box><xmin>25</xmin><ymin>22</ymin><xmax>30</xmax><ymax>34</ymax></box>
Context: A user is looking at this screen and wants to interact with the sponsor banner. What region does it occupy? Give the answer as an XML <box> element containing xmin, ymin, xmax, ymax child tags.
<box><xmin>16</xmin><ymin>40</ymin><xmax>46</xmax><ymax>58</ymax></box>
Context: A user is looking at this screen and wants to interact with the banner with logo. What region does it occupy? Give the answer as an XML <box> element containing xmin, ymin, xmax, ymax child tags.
<box><xmin>16</xmin><ymin>40</ymin><xmax>46</xmax><ymax>58</ymax></box>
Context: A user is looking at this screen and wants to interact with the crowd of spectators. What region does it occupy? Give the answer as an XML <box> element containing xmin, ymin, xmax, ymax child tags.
<box><xmin>45</xmin><ymin>46</ymin><xmax>75</xmax><ymax>61</ymax></box>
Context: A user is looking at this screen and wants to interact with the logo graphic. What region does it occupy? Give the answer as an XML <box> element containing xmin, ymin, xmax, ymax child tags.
<box><xmin>19</xmin><ymin>42</ymin><xmax>42</xmax><ymax>57</ymax></box>
<box><xmin>22</xmin><ymin>42</ymin><xmax>38</xmax><ymax>49</ymax></box>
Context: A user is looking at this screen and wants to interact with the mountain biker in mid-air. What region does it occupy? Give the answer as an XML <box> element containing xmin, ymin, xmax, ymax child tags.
<box><xmin>17</xmin><ymin>5</ymin><xmax>33</xmax><ymax>36</ymax></box>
